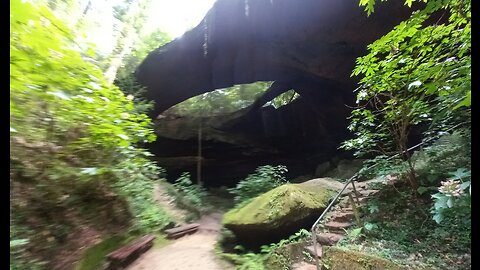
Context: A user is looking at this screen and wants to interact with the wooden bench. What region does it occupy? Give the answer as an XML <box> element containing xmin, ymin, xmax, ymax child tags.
<box><xmin>164</xmin><ymin>223</ymin><xmax>200</xmax><ymax>239</ymax></box>
<box><xmin>106</xmin><ymin>235</ymin><xmax>155</xmax><ymax>269</ymax></box>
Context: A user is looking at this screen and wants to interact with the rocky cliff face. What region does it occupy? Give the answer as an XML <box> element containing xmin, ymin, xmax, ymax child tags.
<box><xmin>135</xmin><ymin>0</ymin><xmax>414</xmax><ymax>186</ymax></box>
<box><xmin>136</xmin><ymin>0</ymin><xmax>411</xmax><ymax>116</ymax></box>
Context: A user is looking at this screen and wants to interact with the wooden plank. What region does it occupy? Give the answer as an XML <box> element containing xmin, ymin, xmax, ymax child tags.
<box><xmin>107</xmin><ymin>235</ymin><xmax>155</xmax><ymax>260</ymax></box>
<box><xmin>167</xmin><ymin>227</ymin><xmax>199</xmax><ymax>239</ymax></box>
<box><xmin>164</xmin><ymin>223</ymin><xmax>200</xmax><ymax>235</ymax></box>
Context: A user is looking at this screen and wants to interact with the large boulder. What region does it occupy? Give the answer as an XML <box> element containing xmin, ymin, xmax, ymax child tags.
<box><xmin>223</xmin><ymin>183</ymin><xmax>335</xmax><ymax>246</ymax></box>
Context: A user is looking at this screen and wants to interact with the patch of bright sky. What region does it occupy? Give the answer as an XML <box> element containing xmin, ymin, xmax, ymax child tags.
<box><xmin>144</xmin><ymin>0</ymin><xmax>216</xmax><ymax>38</ymax></box>
<box><xmin>90</xmin><ymin>0</ymin><xmax>216</xmax><ymax>55</ymax></box>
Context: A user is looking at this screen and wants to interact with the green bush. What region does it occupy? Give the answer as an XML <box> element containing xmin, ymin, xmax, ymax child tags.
<box><xmin>414</xmin><ymin>130</ymin><xmax>471</xmax><ymax>188</ymax></box>
<box><xmin>173</xmin><ymin>172</ymin><xmax>209</xmax><ymax>208</ymax></box>
<box><xmin>111</xmin><ymin>154</ymin><xmax>173</xmax><ymax>232</ymax></box>
<box><xmin>229</xmin><ymin>165</ymin><xmax>289</xmax><ymax>205</ymax></box>
<box><xmin>218</xmin><ymin>229</ymin><xmax>311</xmax><ymax>270</ymax></box>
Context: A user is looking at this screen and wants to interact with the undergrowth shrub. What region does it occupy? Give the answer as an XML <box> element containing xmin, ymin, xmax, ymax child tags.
<box><xmin>229</xmin><ymin>165</ymin><xmax>288</xmax><ymax>205</ymax></box>
<box><xmin>173</xmin><ymin>172</ymin><xmax>209</xmax><ymax>208</ymax></box>
<box><xmin>111</xmin><ymin>154</ymin><xmax>173</xmax><ymax>232</ymax></box>
<box><xmin>218</xmin><ymin>229</ymin><xmax>311</xmax><ymax>270</ymax></box>
<box><xmin>413</xmin><ymin>130</ymin><xmax>471</xmax><ymax>189</ymax></box>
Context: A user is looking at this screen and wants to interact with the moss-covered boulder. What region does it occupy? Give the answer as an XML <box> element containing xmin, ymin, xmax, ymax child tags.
<box><xmin>322</xmin><ymin>247</ymin><xmax>408</xmax><ymax>270</ymax></box>
<box><xmin>223</xmin><ymin>184</ymin><xmax>335</xmax><ymax>246</ymax></box>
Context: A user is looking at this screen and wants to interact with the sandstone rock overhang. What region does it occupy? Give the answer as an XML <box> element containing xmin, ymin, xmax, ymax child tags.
<box><xmin>135</xmin><ymin>0</ymin><xmax>413</xmax><ymax>117</ymax></box>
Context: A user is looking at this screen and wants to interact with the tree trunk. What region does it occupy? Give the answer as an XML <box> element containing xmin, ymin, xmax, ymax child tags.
<box><xmin>196</xmin><ymin>119</ymin><xmax>203</xmax><ymax>186</ymax></box>
<box><xmin>104</xmin><ymin>0</ymin><xmax>140</xmax><ymax>83</ymax></box>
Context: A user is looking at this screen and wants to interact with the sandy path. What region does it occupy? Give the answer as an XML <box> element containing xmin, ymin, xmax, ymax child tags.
<box><xmin>127</xmin><ymin>212</ymin><xmax>233</xmax><ymax>270</ymax></box>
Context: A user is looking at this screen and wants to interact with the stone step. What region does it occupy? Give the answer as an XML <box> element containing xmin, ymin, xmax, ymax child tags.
<box><xmin>330</xmin><ymin>211</ymin><xmax>355</xmax><ymax>222</ymax></box>
<box><xmin>355</xmin><ymin>196</ymin><xmax>369</xmax><ymax>203</ymax></box>
<box><xmin>325</xmin><ymin>221</ymin><xmax>353</xmax><ymax>233</ymax></box>
<box><xmin>354</xmin><ymin>182</ymin><xmax>368</xmax><ymax>189</ymax></box>
<box><xmin>316</xmin><ymin>232</ymin><xmax>344</xmax><ymax>246</ymax></box>
<box><xmin>304</xmin><ymin>243</ymin><xmax>323</xmax><ymax>258</ymax></box>
<box><xmin>292</xmin><ymin>262</ymin><xmax>317</xmax><ymax>270</ymax></box>
<box><xmin>359</xmin><ymin>189</ymin><xmax>380</xmax><ymax>197</ymax></box>
<box><xmin>337</xmin><ymin>197</ymin><xmax>350</xmax><ymax>207</ymax></box>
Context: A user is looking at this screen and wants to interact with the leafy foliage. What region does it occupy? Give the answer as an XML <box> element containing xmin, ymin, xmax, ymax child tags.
<box><xmin>260</xmin><ymin>229</ymin><xmax>311</xmax><ymax>254</ymax></box>
<box><xmin>114</xmin><ymin>29</ymin><xmax>172</xmax><ymax>114</ymax></box>
<box><xmin>344</xmin><ymin>0</ymin><xmax>471</xmax><ymax>189</ymax></box>
<box><xmin>430</xmin><ymin>168</ymin><xmax>470</xmax><ymax>224</ymax></box>
<box><xmin>268</xmin><ymin>90</ymin><xmax>300</xmax><ymax>109</ymax></box>
<box><xmin>338</xmin><ymin>2</ymin><xmax>471</xmax><ymax>267</ymax></box>
<box><xmin>229</xmin><ymin>165</ymin><xmax>289</xmax><ymax>205</ymax></box>
<box><xmin>166</xmin><ymin>82</ymin><xmax>273</xmax><ymax>116</ymax></box>
<box><xmin>413</xmin><ymin>129</ymin><xmax>471</xmax><ymax>187</ymax></box>
<box><xmin>10</xmin><ymin>0</ymin><xmax>172</xmax><ymax>267</ymax></box>
<box><xmin>339</xmin><ymin>182</ymin><xmax>470</xmax><ymax>269</ymax></box>
<box><xmin>110</xmin><ymin>155</ymin><xmax>172</xmax><ymax>231</ymax></box>
<box><xmin>218</xmin><ymin>229</ymin><xmax>311</xmax><ymax>270</ymax></box>
<box><xmin>173</xmin><ymin>172</ymin><xmax>209</xmax><ymax>208</ymax></box>
<box><xmin>222</xmin><ymin>252</ymin><xmax>266</xmax><ymax>270</ymax></box>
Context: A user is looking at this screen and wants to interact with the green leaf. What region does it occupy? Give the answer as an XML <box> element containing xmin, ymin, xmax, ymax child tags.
<box><xmin>446</xmin><ymin>198</ymin><xmax>453</xmax><ymax>208</ymax></box>
<box><xmin>10</xmin><ymin>239</ymin><xmax>29</xmax><ymax>248</ymax></box>
<box><xmin>449</xmin><ymin>168</ymin><xmax>471</xmax><ymax>180</ymax></box>
<box><xmin>408</xmin><ymin>80</ymin><xmax>422</xmax><ymax>90</ymax></box>
<box><xmin>48</xmin><ymin>90</ymin><xmax>71</xmax><ymax>100</ymax></box>
<box><xmin>364</xmin><ymin>222</ymin><xmax>377</xmax><ymax>231</ymax></box>
<box><xmin>368</xmin><ymin>204</ymin><xmax>380</xmax><ymax>213</ymax></box>
<box><xmin>433</xmin><ymin>213</ymin><xmax>443</xmax><ymax>224</ymax></box>
<box><xmin>348</xmin><ymin>227</ymin><xmax>363</xmax><ymax>238</ymax></box>
<box><xmin>417</xmin><ymin>186</ymin><xmax>431</xmax><ymax>195</ymax></box>
<box><xmin>117</xmin><ymin>134</ymin><xmax>129</xmax><ymax>140</ymax></box>
<box><xmin>80</xmin><ymin>167</ymin><xmax>98</xmax><ymax>175</ymax></box>
<box><xmin>459</xmin><ymin>181</ymin><xmax>471</xmax><ymax>191</ymax></box>
<box><xmin>453</xmin><ymin>91</ymin><xmax>471</xmax><ymax>109</ymax></box>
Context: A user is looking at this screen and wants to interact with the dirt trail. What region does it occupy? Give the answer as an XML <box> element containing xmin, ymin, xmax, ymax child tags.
<box><xmin>152</xmin><ymin>183</ymin><xmax>188</xmax><ymax>225</ymax></box>
<box><xmin>127</xmin><ymin>211</ymin><xmax>233</xmax><ymax>270</ymax></box>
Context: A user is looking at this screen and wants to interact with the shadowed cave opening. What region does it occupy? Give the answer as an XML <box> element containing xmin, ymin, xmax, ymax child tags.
<box><xmin>146</xmin><ymin>79</ymin><xmax>356</xmax><ymax>188</ymax></box>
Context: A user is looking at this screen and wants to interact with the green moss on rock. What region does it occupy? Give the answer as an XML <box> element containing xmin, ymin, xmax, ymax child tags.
<box><xmin>322</xmin><ymin>247</ymin><xmax>408</xmax><ymax>270</ymax></box>
<box><xmin>223</xmin><ymin>184</ymin><xmax>335</xmax><ymax>245</ymax></box>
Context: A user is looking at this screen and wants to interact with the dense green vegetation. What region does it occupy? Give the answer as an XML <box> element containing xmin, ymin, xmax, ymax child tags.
<box><xmin>114</xmin><ymin>29</ymin><xmax>172</xmax><ymax>114</ymax></box>
<box><xmin>336</xmin><ymin>0</ymin><xmax>471</xmax><ymax>268</ymax></box>
<box><xmin>218</xmin><ymin>229</ymin><xmax>311</xmax><ymax>270</ymax></box>
<box><xmin>10</xmin><ymin>0</ymin><xmax>470</xmax><ymax>269</ymax></box>
<box><xmin>10</xmin><ymin>1</ymin><xmax>173</xmax><ymax>268</ymax></box>
<box><xmin>343</xmin><ymin>0</ymin><xmax>471</xmax><ymax>189</ymax></box>
<box><xmin>229</xmin><ymin>165</ymin><xmax>289</xmax><ymax>206</ymax></box>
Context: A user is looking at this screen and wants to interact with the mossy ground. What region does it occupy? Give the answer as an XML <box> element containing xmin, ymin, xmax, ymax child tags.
<box><xmin>322</xmin><ymin>246</ymin><xmax>408</xmax><ymax>270</ymax></box>
<box><xmin>74</xmin><ymin>232</ymin><xmax>170</xmax><ymax>270</ymax></box>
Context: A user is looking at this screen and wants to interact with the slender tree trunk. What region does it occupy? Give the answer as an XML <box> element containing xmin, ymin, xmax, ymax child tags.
<box><xmin>197</xmin><ymin>119</ymin><xmax>203</xmax><ymax>186</ymax></box>
<box><xmin>104</xmin><ymin>0</ymin><xmax>140</xmax><ymax>83</ymax></box>
<box><xmin>398</xmin><ymin>119</ymin><xmax>419</xmax><ymax>190</ymax></box>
